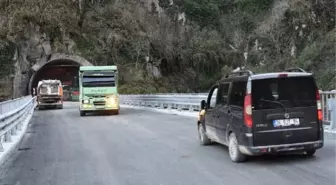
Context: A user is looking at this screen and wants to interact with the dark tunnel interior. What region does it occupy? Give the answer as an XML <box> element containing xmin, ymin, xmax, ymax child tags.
<box><xmin>30</xmin><ymin>60</ymin><xmax>81</xmax><ymax>96</ymax></box>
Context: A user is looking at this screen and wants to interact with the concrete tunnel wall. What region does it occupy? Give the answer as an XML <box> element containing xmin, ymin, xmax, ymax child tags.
<box><xmin>28</xmin><ymin>53</ymin><xmax>93</xmax><ymax>95</ymax></box>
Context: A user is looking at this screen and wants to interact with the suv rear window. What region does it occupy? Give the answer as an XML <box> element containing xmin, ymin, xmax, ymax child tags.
<box><xmin>251</xmin><ymin>76</ymin><xmax>317</xmax><ymax>110</ymax></box>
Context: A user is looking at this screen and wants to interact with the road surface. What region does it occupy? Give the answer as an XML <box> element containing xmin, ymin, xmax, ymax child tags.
<box><xmin>0</xmin><ymin>102</ymin><xmax>335</xmax><ymax>185</ymax></box>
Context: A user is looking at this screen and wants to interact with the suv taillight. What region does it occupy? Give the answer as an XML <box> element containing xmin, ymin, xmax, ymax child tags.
<box><xmin>244</xmin><ymin>94</ymin><xmax>253</xmax><ymax>128</ymax></box>
<box><xmin>316</xmin><ymin>90</ymin><xmax>322</xmax><ymax>121</ymax></box>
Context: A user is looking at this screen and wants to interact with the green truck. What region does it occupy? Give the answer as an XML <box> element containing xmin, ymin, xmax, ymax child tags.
<box><xmin>79</xmin><ymin>65</ymin><xmax>119</xmax><ymax>116</ymax></box>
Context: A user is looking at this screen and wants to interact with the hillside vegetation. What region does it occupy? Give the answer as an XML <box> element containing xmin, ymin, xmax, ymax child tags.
<box><xmin>0</xmin><ymin>0</ymin><xmax>335</xmax><ymax>97</ymax></box>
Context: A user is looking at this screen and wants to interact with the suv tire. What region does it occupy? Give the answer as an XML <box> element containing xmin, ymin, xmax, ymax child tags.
<box><xmin>305</xmin><ymin>149</ymin><xmax>316</xmax><ymax>156</ymax></box>
<box><xmin>228</xmin><ymin>133</ymin><xmax>247</xmax><ymax>163</ymax></box>
<box><xmin>198</xmin><ymin>124</ymin><xmax>211</xmax><ymax>145</ymax></box>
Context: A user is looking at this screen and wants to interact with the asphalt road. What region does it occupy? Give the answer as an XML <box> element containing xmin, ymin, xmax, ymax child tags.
<box><xmin>0</xmin><ymin>102</ymin><xmax>335</xmax><ymax>185</ymax></box>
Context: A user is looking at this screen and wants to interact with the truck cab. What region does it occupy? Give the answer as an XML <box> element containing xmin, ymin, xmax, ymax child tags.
<box><xmin>37</xmin><ymin>80</ymin><xmax>63</xmax><ymax>110</ymax></box>
<box><xmin>78</xmin><ymin>65</ymin><xmax>119</xmax><ymax>116</ymax></box>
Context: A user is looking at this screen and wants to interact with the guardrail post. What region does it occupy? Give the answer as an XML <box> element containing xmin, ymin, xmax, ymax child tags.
<box><xmin>189</xmin><ymin>105</ymin><xmax>193</xmax><ymax>112</ymax></box>
<box><xmin>11</xmin><ymin>127</ymin><xmax>17</xmax><ymax>135</ymax></box>
<box><xmin>4</xmin><ymin>132</ymin><xmax>12</xmax><ymax>142</ymax></box>
<box><xmin>0</xmin><ymin>142</ymin><xmax>4</xmax><ymax>152</ymax></box>
<box><xmin>167</xmin><ymin>104</ymin><xmax>172</xmax><ymax>110</ymax></box>
<box><xmin>160</xmin><ymin>103</ymin><xmax>164</xmax><ymax>109</ymax></box>
<box><xmin>330</xmin><ymin>99</ymin><xmax>336</xmax><ymax>129</ymax></box>
<box><xmin>178</xmin><ymin>104</ymin><xmax>182</xmax><ymax>111</ymax></box>
<box><xmin>17</xmin><ymin>121</ymin><xmax>22</xmax><ymax>131</ymax></box>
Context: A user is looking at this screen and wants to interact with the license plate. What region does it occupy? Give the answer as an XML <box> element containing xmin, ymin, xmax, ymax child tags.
<box><xmin>273</xmin><ymin>118</ymin><xmax>300</xmax><ymax>127</ymax></box>
<box><xmin>95</xmin><ymin>106</ymin><xmax>105</xmax><ymax>109</ymax></box>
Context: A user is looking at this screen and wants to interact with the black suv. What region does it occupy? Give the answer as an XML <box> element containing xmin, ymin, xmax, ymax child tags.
<box><xmin>197</xmin><ymin>68</ymin><xmax>324</xmax><ymax>162</ymax></box>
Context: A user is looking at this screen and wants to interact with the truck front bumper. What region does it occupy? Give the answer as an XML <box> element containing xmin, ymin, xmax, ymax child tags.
<box><xmin>80</xmin><ymin>104</ymin><xmax>119</xmax><ymax>111</ymax></box>
<box><xmin>38</xmin><ymin>103</ymin><xmax>62</xmax><ymax>106</ymax></box>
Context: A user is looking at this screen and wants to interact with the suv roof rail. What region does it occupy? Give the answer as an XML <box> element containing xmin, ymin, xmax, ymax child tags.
<box><xmin>227</xmin><ymin>70</ymin><xmax>254</xmax><ymax>78</ymax></box>
<box><xmin>284</xmin><ymin>67</ymin><xmax>307</xmax><ymax>73</ymax></box>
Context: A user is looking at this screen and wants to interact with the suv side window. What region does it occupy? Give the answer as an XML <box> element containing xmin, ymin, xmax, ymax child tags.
<box><xmin>209</xmin><ymin>87</ymin><xmax>218</xmax><ymax>108</ymax></box>
<box><xmin>218</xmin><ymin>83</ymin><xmax>230</xmax><ymax>105</ymax></box>
<box><xmin>229</xmin><ymin>81</ymin><xmax>247</xmax><ymax>107</ymax></box>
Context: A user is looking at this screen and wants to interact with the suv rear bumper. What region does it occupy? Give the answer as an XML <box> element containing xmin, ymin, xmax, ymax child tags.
<box><xmin>239</xmin><ymin>140</ymin><xmax>323</xmax><ymax>156</ymax></box>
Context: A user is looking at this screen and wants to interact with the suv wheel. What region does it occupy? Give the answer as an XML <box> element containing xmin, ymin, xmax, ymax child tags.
<box><xmin>198</xmin><ymin>124</ymin><xmax>211</xmax><ymax>145</ymax></box>
<box><xmin>228</xmin><ymin>133</ymin><xmax>247</xmax><ymax>163</ymax></box>
<box><xmin>305</xmin><ymin>149</ymin><xmax>316</xmax><ymax>156</ymax></box>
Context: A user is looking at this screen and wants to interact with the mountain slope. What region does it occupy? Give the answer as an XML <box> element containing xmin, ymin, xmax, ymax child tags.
<box><xmin>0</xmin><ymin>0</ymin><xmax>334</xmax><ymax>99</ymax></box>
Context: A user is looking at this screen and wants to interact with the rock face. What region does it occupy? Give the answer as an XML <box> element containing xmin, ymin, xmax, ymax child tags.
<box><xmin>146</xmin><ymin>63</ymin><xmax>161</xmax><ymax>79</ymax></box>
<box><xmin>11</xmin><ymin>23</ymin><xmax>92</xmax><ymax>98</ymax></box>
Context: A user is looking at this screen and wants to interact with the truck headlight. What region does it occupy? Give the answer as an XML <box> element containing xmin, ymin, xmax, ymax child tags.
<box><xmin>106</xmin><ymin>96</ymin><xmax>118</xmax><ymax>105</ymax></box>
<box><xmin>107</xmin><ymin>97</ymin><xmax>115</xmax><ymax>104</ymax></box>
<box><xmin>83</xmin><ymin>100</ymin><xmax>90</xmax><ymax>104</ymax></box>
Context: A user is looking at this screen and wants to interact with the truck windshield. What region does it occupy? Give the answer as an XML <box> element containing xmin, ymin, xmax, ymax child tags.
<box><xmin>39</xmin><ymin>84</ymin><xmax>59</xmax><ymax>94</ymax></box>
<box><xmin>82</xmin><ymin>76</ymin><xmax>115</xmax><ymax>87</ymax></box>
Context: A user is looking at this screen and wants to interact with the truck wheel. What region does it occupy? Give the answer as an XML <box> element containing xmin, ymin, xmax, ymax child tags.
<box><xmin>228</xmin><ymin>133</ymin><xmax>247</xmax><ymax>163</ymax></box>
<box><xmin>80</xmin><ymin>111</ymin><xmax>85</xmax><ymax>116</ymax></box>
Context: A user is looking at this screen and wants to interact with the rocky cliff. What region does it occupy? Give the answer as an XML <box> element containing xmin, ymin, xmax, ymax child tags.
<box><xmin>0</xmin><ymin>0</ymin><xmax>335</xmax><ymax>100</ymax></box>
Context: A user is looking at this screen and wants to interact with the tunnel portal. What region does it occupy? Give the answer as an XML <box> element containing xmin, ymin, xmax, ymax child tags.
<box><xmin>30</xmin><ymin>59</ymin><xmax>81</xmax><ymax>100</ymax></box>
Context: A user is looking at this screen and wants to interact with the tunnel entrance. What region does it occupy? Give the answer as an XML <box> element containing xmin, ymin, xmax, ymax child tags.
<box><xmin>30</xmin><ymin>60</ymin><xmax>81</xmax><ymax>100</ymax></box>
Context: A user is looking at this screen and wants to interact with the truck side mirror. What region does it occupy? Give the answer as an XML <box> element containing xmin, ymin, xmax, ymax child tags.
<box><xmin>200</xmin><ymin>100</ymin><xmax>207</xmax><ymax>110</ymax></box>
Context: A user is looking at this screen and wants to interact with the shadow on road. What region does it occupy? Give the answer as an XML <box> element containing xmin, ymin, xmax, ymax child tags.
<box><xmin>207</xmin><ymin>142</ymin><xmax>320</xmax><ymax>164</ymax></box>
<box><xmin>248</xmin><ymin>153</ymin><xmax>318</xmax><ymax>164</ymax></box>
<box><xmin>36</xmin><ymin>107</ymin><xmax>63</xmax><ymax>111</ymax></box>
<box><xmin>84</xmin><ymin>112</ymin><xmax>119</xmax><ymax>117</ymax></box>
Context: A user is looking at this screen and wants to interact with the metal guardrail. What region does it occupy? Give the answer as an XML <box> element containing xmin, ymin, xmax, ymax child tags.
<box><xmin>120</xmin><ymin>94</ymin><xmax>207</xmax><ymax>111</ymax></box>
<box><xmin>321</xmin><ymin>91</ymin><xmax>336</xmax><ymax>129</ymax></box>
<box><xmin>120</xmin><ymin>91</ymin><xmax>336</xmax><ymax>129</ymax></box>
<box><xmin>0</xmin><ymin>96</ymin><xmax>33</xmax><ymax>115</ymax></box>
<box><xmin>0</xmin><ymin>96</ymin><xmax>36</xmax><ymax>152</ymax></box>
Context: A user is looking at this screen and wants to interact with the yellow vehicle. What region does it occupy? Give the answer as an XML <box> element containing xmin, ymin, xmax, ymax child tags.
<box><xmin>78</xmin><ymin>65</ymin><xmax>119</xmax><ymax>116</ymax></box>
